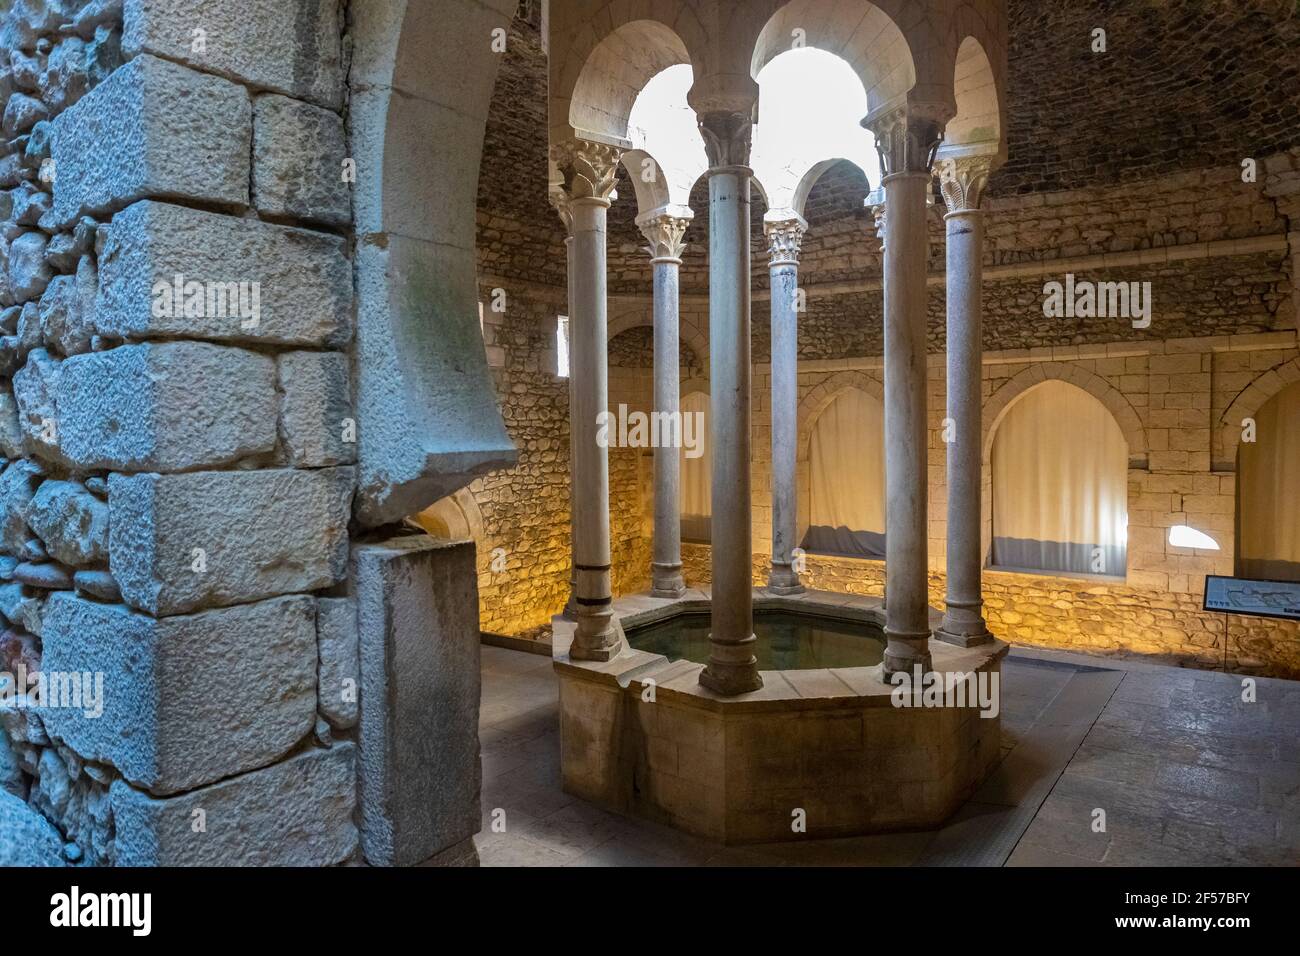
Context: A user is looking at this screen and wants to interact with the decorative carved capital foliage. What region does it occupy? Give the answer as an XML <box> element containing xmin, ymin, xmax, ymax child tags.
<box><xmin>547</xmin><ymin>183</ymin><xmax>573</xmax><ymax>233</ymax></box>
<box><xmin>865</xmin><ymin>195</ymin><xmax>886</xmax><ymax>249</ymax></box>
<box><xmin>764</xmin><ymin>218</ymin><xmax>806</xmax><ymax>265</ymax></box>
<box><xmin>697</xmin><ymin>110</ymin><xmax>753</xmax><ymax>168</ymax></box>
<box><xmin>551</xmin><ymin>138</ymin><xmax>622</xmax><ymax>203</ymax></box>
<box><xmin>866</xmin><ymin>104</ymin><xmax>946</xmax><ymax>178</ymax></box>
<box><xmin>936</xmin><ymin>155</ymin><xmax>994</xmax><ymax>213</ymax></box>
<box><xmin>639</xmin><ymin>213</ymin><xmax>691</xmax><ymax>261</ymax></box>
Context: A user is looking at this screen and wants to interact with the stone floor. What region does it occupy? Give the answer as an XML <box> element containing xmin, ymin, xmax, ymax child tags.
<box><xmin>474</xmin><ymin>643</ymin><xmax>1300</xmax><ymax>866</ymax></box>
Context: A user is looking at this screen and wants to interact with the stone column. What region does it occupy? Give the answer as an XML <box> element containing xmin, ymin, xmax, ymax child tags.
<box><xmin>935</xmin><ymin>154</ymin><xmax>995</xmax><ymax>647</ymax></box>
<box><xmin>764</xmin><ymin>213</ymin><xmax>807</xmax><ymax>594</ymax></box>
<box><xmin>697</xmin><ymin>110</ymin><xmax>762</xmax><ymax>695</ymax></box>
<box><xmin>637</xmin><ymin>206</ymin><xmax>693</xmax><ymax>599</ymax></box>
<box><xmin>553</xmin><ymin>139</ymin><xmax>622</xmax><ymax>660</ymax></box>
<box><xmin>867</xmin><ymin>105</ymin><xmax>946</xmax><ymax>677</ymax></box>
<box><xmin>549</xmin><ymin>187</ymin><xmax>580</xmax><ymax>620</ymax></box>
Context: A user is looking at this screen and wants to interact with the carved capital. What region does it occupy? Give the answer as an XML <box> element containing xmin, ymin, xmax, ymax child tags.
<box><xmin>697</xmin><ymin>110</ymin><xmax>753</xmax><ymax>169</ymax></box>
<box><xmin>936</xmin><ymin>154</ymin><xmax>994</xmax><ymax>213</ymax></box>
<box><xmin>865</xmin><ymin>103</ymin><xmax>947</xmax><ymax>179</ymax></box>
<box><xmin>764</xmin><ymin>216</ymin><xmax>806</xmax><ymax>265</ymax></box>
<box><xmin>551</xmin><ymin>138</ymin><xmax>622</xmax><ymax>204</ymax></box>
<box><xmin>637</xmin><ymin>209</ymin><xmax>692</xmax><ymax>261</ymax></box>
<box><xmin>865</xmin><ymin>187</ymin><xmax>886</xmax><ymax>250</ymax></box>
<box><xmin>547</xmin><ymin>183</ymin><xmax>573</xmax><ymax>234</ymax></box>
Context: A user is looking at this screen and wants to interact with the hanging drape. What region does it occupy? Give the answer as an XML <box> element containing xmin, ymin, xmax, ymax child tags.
<box><xmin>1238</xmin><ymin>382</ymin><xmax>1300</xmax><ymax>581</ymax></box>
<box><xmin>991</xmin><ymin>380</ymin><xmax>1128</xmax><ymax>576</ymax></box>
<box><xmin>680</xmin><ymin>390</ymin><xmax>711</xmax><ymax>542</ymax></box>
<box><xmin>801</xmin><ymin>388</ymin><xmax>887</xmax><ymax>558</ymax></box>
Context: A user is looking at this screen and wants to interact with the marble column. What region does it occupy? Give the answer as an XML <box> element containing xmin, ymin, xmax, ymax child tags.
<box><xmin>765</xmin><ymin>213</ymin><xmax>807</xmax><ymax>594</ymax></box>
<box><xmin>553</xmin><ymin>139</ymin><xmax>622</xmax><ymax>660</ymax></box>
<box><xmin>638</xmin><ymin>206</ymin><xmax>693</xmax><ymax>599</ymax></box>
<box><xmin>935</xmin><ymin>154</ymin><xmax>995</xmax><ymax>647</ymax></box>
<box><xmin>867</xmin><ymin>105</ymin><xmax>945</xmax><ymax>677</ymax></box>
<box><xmin>549</xmin><ymin>188</ymin><xmax>580</xmax><ymax>620</ymax></box>
<box><xmin>697</xmin><ymin>110</ymin><xmax>762</xmax><ymax>696</ymax></box>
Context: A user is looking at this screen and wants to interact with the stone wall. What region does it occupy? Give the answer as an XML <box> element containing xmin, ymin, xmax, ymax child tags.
<box><xmin>0</xmin><ymin>0</ymin><xmax>361</xmax><ymax>866</ymax></box>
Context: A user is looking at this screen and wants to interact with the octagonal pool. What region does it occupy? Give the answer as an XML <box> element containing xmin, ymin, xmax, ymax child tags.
<box><xmin>626</xmin><ymin>608</ymin><xmax>885</xmax><ymax>669</ymax></box>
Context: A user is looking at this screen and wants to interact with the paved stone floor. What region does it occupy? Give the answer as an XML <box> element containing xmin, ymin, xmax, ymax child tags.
<box><xmin>474</xmin><ymin>644</ymin><xmax>1300</xmax><ymax>866</ymax></box>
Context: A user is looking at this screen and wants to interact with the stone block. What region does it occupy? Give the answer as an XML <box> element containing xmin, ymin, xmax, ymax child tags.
<box><xmin>111</xmin><ymin>744</ymin><xmax>358</xmax><ymax>866</ymax></box>
<box><xmin>353</xmin><ymin>535</ymin><xmax>481</xmax><ymax>866</ymax></box>
<box><xmin>40</xmin><ymin>593</ymin><xmax>317</xmax><ymax>795</ymax></box>
<box><xmin>252</xmin><ymin>94</ymin><xmax>350</xmax><ymax>226</ymax></box>
<box><xmin>24</xmin><ymin>479</ymin><xmax>108</xmax><ymax>567</ymax></box>
<box><xmin>13</xmin><ymin>342</ymin><xmax>277</xmax><ymax>472</ymax></box>
<box><xmin>123</xmin><ymin>0</ymin><xmax>342</xmax><ymax>109</ymax></box>
<box><xmin>50</xmin><ymin>54</ymin><xmax>250</xmax><ymax>227</ymax></box>
<box><xmin>317</xmin><ymin>596</ymin><xmax>359</xmax><ymax>730</ymax></box>
<box><xmin>109</xmin><ymin>467</ymin><xmax>353</xmax><ymax>616</ymax></box>
<box><xmin>96</xmin><ymin>200</ymin><xmax>352</xmax><ymax>347</ymax></box>
<box><xmin>277</xmin><ymin>350</ymin><xmax>356</xmax><ymax>467</ymax></box>
<box><xmin>0</xmin><ymin>790</ymin><xmax>66</xmax><ymax>866</ymax></box>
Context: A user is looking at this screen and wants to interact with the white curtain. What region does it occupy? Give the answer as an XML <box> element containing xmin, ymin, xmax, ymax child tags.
<box><xmin>991</xmin><ymin>380</ymin><xmax>1128</xmax><ymax>576</ymax></box>
<box><xmin>1238</xmin><ymin>382</ymin><xmax>1300</xmax><ymax>581</ymax></box>
<box><xmin>680</xmin><ymin>391</ymin><xmax>711</xmax><ymax>542</ymax></box>
<box><xmin>802</xmin><ymin>388</ymin><xmax>887</xmax><ymax>557</ymax></box>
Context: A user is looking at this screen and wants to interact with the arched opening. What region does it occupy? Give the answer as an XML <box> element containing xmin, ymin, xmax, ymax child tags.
<box><xmin>680</xmin><ymin>390</ymin><xmax>712</xmax><ymax>543</ymax></box>
<box><xmin>946</xmin><ymin>35</ymin><xmax>1001</xmax><ymax>154</ymax></box>
<box><xmin>800</xmin><ymin>388</ymin><xmax>886</xmax><ymax>558</ymax></box>
<box><xmin>1236</xmin><ymin>381</ymin><xmax>1300</xmax><ymax>581</ymax></box>
<box><xmin>989</xmin><ymin>380</ymin><xmax>1128</xmax><ymax>578</ymax></box>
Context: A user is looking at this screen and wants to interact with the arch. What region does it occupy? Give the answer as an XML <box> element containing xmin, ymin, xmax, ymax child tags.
<box><xmin>750</xmin><ymin>0</ymin><xmax>916</xmax><ymax>117</ymax></box>
<box><xmin>983</xmin><ymin>363</ymin><xmax>1148</xmax><ymax>470</ymax></box>
<box><xmin>557</xmin><ymin>18</ymin><xmax>696</xmax><ymax>143</ymax></box>
<box><xmin>944</xmin><ymin>34</ymin><xmax>1002</xmax><ymax>157</ymax></box>
<box><xmin>1218</xmin><ymin>356</ymin><xmax>1300</xmax><ymax>469</ymax></box>
<box><xmin>790</xmin><ymin>157</ymin><xmax>869</xmax><ymax>219</ymax></box>
<box><xmin>796</xmin><ymin>370</ymin><xmax>884</xmax><ymax>464</ymax></box>
<box><xmin>411</xmin><ymin>488</ymin><xmax>486</xmax><ymax>544</ymax></box>
<box><xmin>608</xmin><ymin>300</ymin><xmax>710</xmax><ymax>369</ymax></box>
<box><xmin>987</xmin><ymin>379</ymin><xmax>1129</xmax><ymax>577</ymax></box>
<box><xmin>620</xmin><ymin>147</ymin><xmax>673</xmax><ymax>214</ymax></box>
<box><xmin>1236</xmin><ymin>380</ymin><xmax>1300</xmax><ymax>580</ymax></box>
<box><xmin>346</xmin><ymin>0</ymin><xmax>518</xmax><ymax>526</ymax></box>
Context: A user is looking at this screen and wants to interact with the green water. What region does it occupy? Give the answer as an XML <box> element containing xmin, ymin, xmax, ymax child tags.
<box><xmin>627</xmin><ymin>610</ymin><xmax>885</xmax><ymax>670</ymax></box>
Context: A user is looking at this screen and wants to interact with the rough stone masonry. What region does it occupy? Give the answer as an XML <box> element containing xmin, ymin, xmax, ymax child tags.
<box><xmin>0</xmin><ymin>0</ymin><xmax>491</xmax><ymax>868</ymax></box>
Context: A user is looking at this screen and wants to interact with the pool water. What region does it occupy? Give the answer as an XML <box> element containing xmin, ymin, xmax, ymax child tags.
<box><xmin>627</xmin><ymin>610</ymin><xmax>885</xmax><ymax>670</ymax></box>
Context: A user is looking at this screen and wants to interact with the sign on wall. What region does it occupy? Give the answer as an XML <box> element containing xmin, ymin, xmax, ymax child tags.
<box><xmin>1203</xmin><ymin>575</ymin><xmax>1300</xmax><ymax>622</ymax></box>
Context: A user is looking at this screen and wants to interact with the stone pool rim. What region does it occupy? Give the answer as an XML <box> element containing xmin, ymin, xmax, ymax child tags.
<box><xmin>552</xmin><ymin>586</ymin><xmax>1009</xmax><ymax>715</ymax></box>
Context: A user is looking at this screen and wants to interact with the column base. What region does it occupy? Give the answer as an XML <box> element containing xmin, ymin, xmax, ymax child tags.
<box><xmin>881</xmin><ymin>627</ymin><xmax>932</xmax><ymax>679</ymax></box>
<box><xmin>766</xmin><ymin>564</ymin><xmax>804</xmax><ymax>595</ymax></box>
<box><xmin>650</xmin><ymin>562</ymin><xmax>686</xmax><ymax>599</ymax></box>
<box><xmin>699</xmin><ymin>631</ymin><xmax>764</xmax><ymax>696</ymax></box>
<box><xmin>699</xmin><ymin>659</ymin><xmax>764</xmax><ymax>696</ymax></box>
<box><xmin>933</xmin><ymin>623</ymin><xmax>993</xmax><ymax>647</ymax></box>
<box><xmin>570</xmin><ymin>607</ymin><xmax>624</xmax><ymax>662</ymax></box>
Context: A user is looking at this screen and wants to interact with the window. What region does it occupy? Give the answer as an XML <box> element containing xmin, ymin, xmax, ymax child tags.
<box><xmin>990</xmin><ymin>380</ymin><xmax>1128</xmax><ymax>577</ymax></box>
<box><xmin>1237</xmin><ymin>381</ymin><xmax>1300</xmax><ymax>581</ymax></box>
<box><xmin>801</xmin><ymin>388</ymin><xmax>886</xmax><ymax>558</ymax></box>
<box><xmin>556</xmin><ymin>315</ymin><xmax>570</xmax><ymax>378</ymax></box>
<box><xmin>680</xmin><ymin>390</ymin><xmax>710</xmax><ymax>542</ymax></box>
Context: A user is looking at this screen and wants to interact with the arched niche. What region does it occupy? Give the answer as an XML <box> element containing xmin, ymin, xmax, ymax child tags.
<box><xmin>347</xmin><ymin>0</ymin><xmax>518</xmax><ymax>527</ymax></box>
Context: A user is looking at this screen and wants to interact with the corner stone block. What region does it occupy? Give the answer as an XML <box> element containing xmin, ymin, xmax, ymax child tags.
<box><xmin>109</xmin><ymin>467</ymin><xmax>354</xmax><ymax>616</ymax></box>
<box><xmin>96</xmin><ymin>200</ymin><xmax>352</xmax><ymax>347</ymax></box>
<box><xmin>111</xmin><ymin>744</ymin><xmax>358</xmax><ymax>866</ymax></box>
<box><xmin>353</xmin><ymin>535</ymin><xmax>481</xmax><ymax>866</ymax></box>
<box><xmin>317</xmin><ymin>596</ymin><xmax>359</xmax><ymax>730</ymax></box>
<box><xmin>253</xmin><ymin>94</ymin><xmax>351</xmax><ymax>227</ymax></box>
<box><xmin>50</xmin><ymin>54</ymin><xmax>250</xmax><ymax>228</ymax></box>
<box><xmin>123</xmin><ymin>0</ymin><xmax>343</xmax><ymax>110</ymax></box>
<box><xmin>40</xmin><ymin>593</ymin><xmax>318</xmax><ymax>795</ymax></box>
<box><xmin>354</xmin><ymin>236</ymin><xmax>515</xmax><ymax>526</ymax></box>
<box><xmin>13</xmin><ymin>342</ymin><xmax>277</xmax><ymax>472</ymax></box>
<box><xmin>278</xmin><ymin>350</ymin><xmax>357</xmax><ymax>467</ymax></box>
